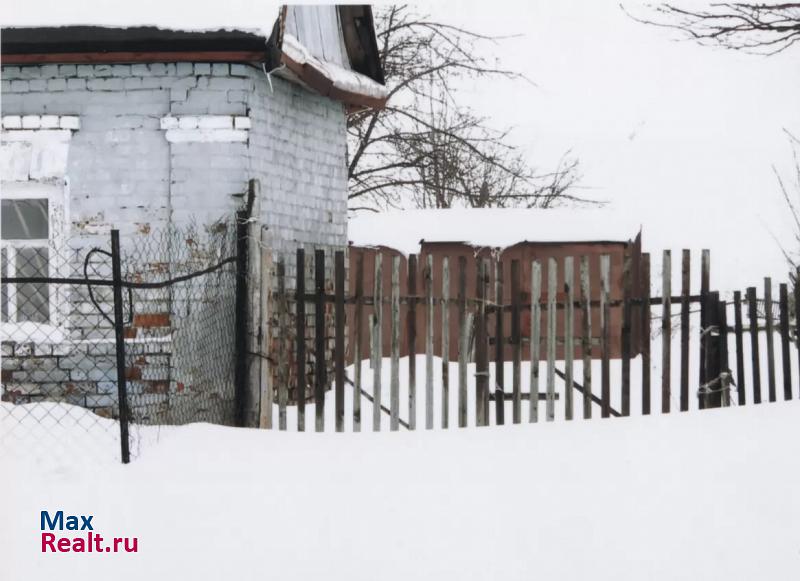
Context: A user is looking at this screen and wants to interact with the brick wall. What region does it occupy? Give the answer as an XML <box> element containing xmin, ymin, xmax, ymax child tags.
<box><xmin>1</xmin><ymin>62</ymin><xmax>350</xmax><ymax>422</ymax></box>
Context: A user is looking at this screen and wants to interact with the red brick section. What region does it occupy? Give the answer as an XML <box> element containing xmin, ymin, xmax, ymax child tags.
<box><xmin>1</xmin><ymin>369</ymin><xmax>13</xmax><ymax>383</ymax></box>
<box><xmin>132</xmin><ymin>313</ymin><xmax>170</xmax><ymax>328</ymax></box>
<box><xmin>125</xmin><ymin>367</ymin><xmax>142</xmax><ymax>380</ymax></box>
<box><xmin>123</xmin><ymin>327</ymin><xmax>138</xmax><ymax>339</ymax></box>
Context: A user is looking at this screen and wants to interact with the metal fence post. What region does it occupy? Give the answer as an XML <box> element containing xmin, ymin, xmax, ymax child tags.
<box><xmin>234</xmin><ymin>208</ymin><xmax>249</xmax><ymax>427</ymax></box>
<box><xmin>110</xmin><ymin>229</ymin><xmax>131</xmax><ymax>464</ymax></box>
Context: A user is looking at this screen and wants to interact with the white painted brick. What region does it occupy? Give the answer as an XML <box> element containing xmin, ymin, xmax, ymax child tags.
<box><xmin>197</xmin><ymin>116</ymin><xmax>233</xmax><ymax>129</ymax></box>
<box><xmin>21</xmin><ymin>115</ymin><xmax>41</xmax><ymax>129</ymax></box>
<box><xmin>59</xmin><ymin>116</ymin><xmax>81</xmax><ymax>130</ymax></box>
<box><xmin>194</xmin><ymin>63</ymin><xmax>212</xmax><ymax>75</ymax></box>
<box><xmin>234</xmin><ymin>116</ymin><xmax>251</xmax><ymax>130</ymax></box>
<box><xmin>211</xmin><ymin>63</ymin><xmax>229</xmax><ymax>76</ymax></box>
<box><xmin>160</xmin><ymin>116</ymin><xmax>179</xmax><ymax>130</ymax></box>
<box><xmin>178</xmin><ymin>116</ymin><xmax>199</xmax><ymax>129</ymax></box>
<box><xmin>164</xmin><ymin>129</ymin><xmax>248</xmax><ymax>143</ymax></box>
<box><xmin>2</xmin><ymin>115</ymin><xmax>22</xmax><ymax>129</ymax></box>
<box><xmin>40</xmin><ymin>115</ymin><xmax>60</xmax><ymax>128</ymax></box>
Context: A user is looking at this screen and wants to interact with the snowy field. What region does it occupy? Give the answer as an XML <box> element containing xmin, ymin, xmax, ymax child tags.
<box><xmin>2</xmin><ymin>398</ymin><xmax>800</xmax><ymax>580</ymax></box>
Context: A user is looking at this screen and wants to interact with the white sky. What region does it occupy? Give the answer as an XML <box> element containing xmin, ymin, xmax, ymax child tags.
<box><xmin>2</xmin><ymin>0</ymin><xmax>799</xmax><ymax>289</ymax></box>
<box><xmin>419</xmin><ymin>0</ymin><xmax>800</xmax><ymax>290</ymax></box>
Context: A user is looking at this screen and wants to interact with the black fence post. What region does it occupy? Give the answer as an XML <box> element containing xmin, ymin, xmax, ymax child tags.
<box><xmin>110</xmin><ymin>229</ymin><xmax>131</xmax><ymax>464</ymax></box>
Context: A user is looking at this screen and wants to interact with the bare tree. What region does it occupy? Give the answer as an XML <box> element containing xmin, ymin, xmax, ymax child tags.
<box><xmin>627</xmin><ymin>3</ymin><xmax>800</xmax><ymax>55</ymax></box>
<box><xmin>347</xmin><ymin>4</ymin><xmax>584</xmax><ymax>211</ymax></box>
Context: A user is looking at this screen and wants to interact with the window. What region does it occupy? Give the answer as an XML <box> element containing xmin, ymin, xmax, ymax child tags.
<box><xmin>1</xmin><ymin>117</ymin><xmax>77</xmax><ymax>338</ymax></box>
<box><xmin>1</xmin><ymin>195</ymin><xmax>51</xmax><ymax>323</ymax></box>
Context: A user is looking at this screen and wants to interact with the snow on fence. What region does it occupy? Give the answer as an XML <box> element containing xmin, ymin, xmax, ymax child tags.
<box><xmin>265</xmin><ymin>247</ymin><xmax>800</xmax><ymax>432</ymax></box>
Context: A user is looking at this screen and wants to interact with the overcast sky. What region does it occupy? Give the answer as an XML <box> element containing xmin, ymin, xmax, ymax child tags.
<box><xmin>3</xmin><ymin>0</ymin><xmax>799</xmax><ymax>289</ymax></box>
<box><xmin>421</xmin><ymin>0</ymin><xmax>800</xmax><ymax>289</ymax></box>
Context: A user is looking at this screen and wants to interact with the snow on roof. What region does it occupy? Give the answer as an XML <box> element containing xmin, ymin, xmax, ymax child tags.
<box><xmin>348</xmin><ymin>208</ymin><xmax>643</xmax><ymax>254</ymax></box>
<box><xmin>1</xmin><ymin>0</ymin><xmax>282</xmax><ymax>37</ymax></box>
<box><xmin>282</xmin><ymin>33</ymin><xmax>389</xmax><ymax>102</ymax></box>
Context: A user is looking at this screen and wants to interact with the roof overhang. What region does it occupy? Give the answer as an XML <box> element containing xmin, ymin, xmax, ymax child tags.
<box><xmin>0</xmin><ymin>5</ymin><xmax>387</xmax><ymax>111</ymax></box>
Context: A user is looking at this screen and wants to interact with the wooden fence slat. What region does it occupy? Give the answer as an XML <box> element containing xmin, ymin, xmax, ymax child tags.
<box><xmin>661</xmin><ymin>250</ymin><xmax>672</xmax><ymax>414</ymax></box>
<box><xmin>259</xmin><ymin>236</ymin><xmax>273</xmax><ymax>429</ymax></box>
<box><xmin>425</xmin><ymin>254</ymin><xmax>435</xmax><ymax>430</ymax></box>
<box><xmin>495</xmin><ymin>260</ymin><xmax>505</xmax><ymax>425</ymax></box>
<box><xmin>407</xmin><ymin>254</ymin><xmax>417</xmax><ymax>430</ymax></box>
<box><xmin>564</xmin><ymin>257</ymin><xmax>575</xmax><ymax>421</ymax></box>
<box><xmin>530</xmin><ymin>260</ymin><xmax>542</xmax><ymax>423</ymax></box>
<box><xmin>334</xmin><ymin>251</ymin><xmax>345</xmax><ymax>432</ymax></box>
<box><xmin>699</xmin><ymin>249</ymin><xmax>710</xmax><ymax>389</ymax></box>
<box><xmin>764</xmin><ymin>278</ymin><xmax>776</xmax><ymax>402</ymax></box>
<box><xmin>600</xmin><ymin>255</ymin><xmax>611</xmax><ymax>418</ymax></box>
<box><xmin>511</xmin><ymin>259</ymin><xmax>522</xmax><ymax>424</ymax></box>
<box><xmin>779</xmin><ymin>283</ymin><xmax>792</xmax><ymax>401</ymax></box>
<box><xmin>620</xmin><ymin>252</ymin><xmax>631</xmax><ymax>417</ymax></box>
<box><xmin>717</xmin><ymin>293</ymin><xmax>731</xmax><ymax>407</ymax></box>
<box><xmin>390</xmin><ymin>256</ymin><xmax>401</xmax><ymax>431</ymax></box>
<box><xmin>277</xmin><ymin>260</ymin><xmax>288</xmax><ymax>430</ymax></box>
<box><xmin>641</xmin><ymin>253</ymin><xmax>651</xmax><ymax>415</ymax></box>
<box><xmin>314</xmin><ymin>249</ymin><xmax>326</xmax><ymax>432</ymax></box>
<box><xmin>457</xmin><ymin>256</ymin><xmax>468</xmax><ymax>427</ymax></box>
<box><xmin>579</xmin><ymin>256</ymin><xmax>592</xmax><ymax>420</ymax></box>
<box><xmin>353</xmin><ymin>253</ymin><xmax>364</xmax><ymax>432</ymax></box>
<box><xmin>476</xmin><ymin>258</ymin><xmax>490</xmax><ymax>426</ymax></box>
<box><xmin>442</xmin><ymin>257</ymin><xmax>451</xmax><ymax>429</ymax></box>
<box><xmin>547</xmin><ymin>257</ymin><xmax>557</xmax><ymax>422</ymax></box>
<box><xmin>372</xmin><ymin>253</ymin><xmax>383</xmax><ymax>431</ymax></box>
<box><xmin>746</xmin><ymin>287</ymin><xmax>762</xmax><ymax>404</ymax></box>
<box><xmin>733</xmin><ymin>291</ymin><xmax>746</xmax><ymax>406</ymax></box>
<box><xmin>296</xmin><ymin>248</ymin><xmax>306</xmax><ymax>432</ymax></box>
<box><xmin>680</xmin><ymin>249</ymin><xmax>691</xmax><ymax>412</ymax></box>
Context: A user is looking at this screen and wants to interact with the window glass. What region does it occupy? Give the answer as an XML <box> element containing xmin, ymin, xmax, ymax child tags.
<box><xmin>1</xmin><ymin>198</ymin><xmax>49</xmax><ymax>240</ymax></box>
<box><xmin>16</xmin><ymin>247</ymin><xmax>49</xmax><ymax>322</ymax></box>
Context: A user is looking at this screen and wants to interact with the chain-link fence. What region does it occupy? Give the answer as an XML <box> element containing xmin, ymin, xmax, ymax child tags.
<box><xmin>1</xmin><ymin>218</ymin><xmax>240</xmax><ymax>463</ymax></box>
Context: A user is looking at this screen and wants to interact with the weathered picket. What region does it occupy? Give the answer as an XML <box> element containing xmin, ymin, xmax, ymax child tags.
<box><xmin>263</xmin><ymin>248</ymin><xmax>799</xmax><ymax>433</ymax></box>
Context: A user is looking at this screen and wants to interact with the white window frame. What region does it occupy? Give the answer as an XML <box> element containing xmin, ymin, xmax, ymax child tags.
<box><xmin>1</xmin><ymin>123</ymin><xmax>74</xmax><ymax>343</ymax></box>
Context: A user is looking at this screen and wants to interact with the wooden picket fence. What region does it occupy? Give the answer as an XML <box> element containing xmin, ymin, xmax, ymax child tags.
<box><xmin>261</xmin><ymin>247</ymin><xmax>800</xmax><ymax>432</ymax></box>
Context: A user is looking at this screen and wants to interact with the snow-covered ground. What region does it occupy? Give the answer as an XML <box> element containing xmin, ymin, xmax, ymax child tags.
<box><xmin>2</xmin><ymin>399</ymin><xmax>800</xmax><ymax>580</ymax></box>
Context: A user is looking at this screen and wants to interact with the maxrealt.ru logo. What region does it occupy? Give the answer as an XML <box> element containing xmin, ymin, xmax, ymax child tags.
<box><xmin>41</xmin><ymin>511</ymin><xmax>139</xmax><ymax>553</ymax></box>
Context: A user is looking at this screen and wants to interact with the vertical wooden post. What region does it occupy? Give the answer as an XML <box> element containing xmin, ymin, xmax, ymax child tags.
<box><xmin>494</xmin><ymin>259</ymin><xmax>505</xmax><ymax>425</ymax></box>
<box><xmin>661</xmin><ymin>250</ymin><xmax>672</xmax><ymax>414</ymax></box>
<box><xmin>564</xmin><ymin>257</ymin><xmax>575</xmax><ymax>421</ymax></box>
<box><xmin>529</xmin><ymin>260</ymin><xmax>542</xmax><ymax>423</ymax></box>
<box><xmin>764</xmin><ymin>278</ymin><xmax>776</xmax><ymax>402</ymax></box>
<box><xmin>314</xmin><ymin>250</ymin><xmax>326</xmax><ymax>432</ymax></box>
<box><xmin>390</xmin><ymin>256</ymin><xmax>401</xmax><ymax>431</ymax></box>
<box><xmin>372</xmin><ymin>253</ymin><xmax>383</xmax><ymax>431</ymax></box>
<box><xmin>425</xmin><ymin>254</ymin><xmax>434</xmax><ymax>430</ymax></box>
<box><xmin>475</xmin><ymin>257</ymin><xmax>489</xmax><ymax>426</ymax></box>
<box><xmin>457</xmin><ymin>256</ymin><xmax>468</xmax><ymax>427</ymax></box>
<box><xmin>407</xmin><ymin>254</ymin><xmax>418</xmax><ymax>430</ymax></box>
<box><xmin>353</xmin><ymin>254</ymin><xmax>364</xmax><ymax>432</ymax></box>
<box><xmin>579</xmin><ymin>256</ymin><xmax>592</xmax><ymax>420</ymax></box>
<box><xmin>779</xmin><ymin>283</ymin><xmax>792</xmax><ymax>401</ymax></box>
<box><xmin>701</xmin><ymin>291</ymin><xmax>723</xmax><ymax>409</ymax></box>
<box><xmin>746</xmin><ymin>287</ymin><xmax>762</xmax><ymax>404</ymax></box>
<box><xmin>511</xmin><ymin>259</ymin><xmax>522</xmax><ymax>424</ymax></box>
<box><xmin>259</xmin><ymin>233</ymin><xmax>273</xmax><ymax>430</ymax></box>
<box><xmin>733</xmin><ymin>291</ymin><xmax>746</xmax><ymax>406</ymax></box>
<box><xmin>698</xmin><ymin>249</ymin><xmax>710</xmax><ymax>389</ymax></box>
<box><xmin>296</xmin><ymin>248</ymin><xmax>306</xmax><ymax>431</ymax></box>
<box><xmin>277</xmin><ymin>260</ymin><xmax>288</xmax><ymax>430</ymax></box>
<box><xmin>600</xmin><ymin>255</ymin><xmax>611</xmax><ymax>418</ymax></box>
<box><xmin>334</xmin><ymin>251</ymin><xmax>346</xmax><ymax>432</ymax></box>
<box><xmin>620</xmin><ymin>252</ymin><xmax>631</xmax><ymax>417</ymax></box>
<box><xmin>546</xmin><ymin>257</ymin><xmax>557</xmax><ymax>422</ymax></box>
<box><xmin>441</xmin><ymin>257</ymin><xmax>451</xmax><ymax>429</ymax></box>
<box><xmin>718</xmin><ymin>294</ymin><xmax>731</xmax><ymax>407</ymax></box>
<box><xmin>679</xmin><ymin>249</ymin><xmax>691</xmax><ymax>412</ymax></box>
<box><xmin>641</xmin><ymin>253</ymin><xmax>651</xmax><ymax>415</ymax></box>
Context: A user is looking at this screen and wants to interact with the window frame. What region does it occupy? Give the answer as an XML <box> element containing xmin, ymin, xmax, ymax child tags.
<box><xmin>1</xmin><ymin>159</ymin><xmax>71</xmax><ymax>342</ymax></box>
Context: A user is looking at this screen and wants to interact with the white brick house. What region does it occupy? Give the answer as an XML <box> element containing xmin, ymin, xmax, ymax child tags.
<box><xmin>0</xmin><ymin>5</ymin><xmax>386</xmax><ymax>424</ymax></box>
